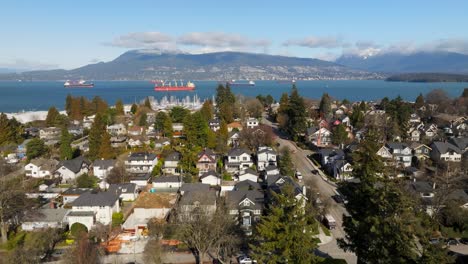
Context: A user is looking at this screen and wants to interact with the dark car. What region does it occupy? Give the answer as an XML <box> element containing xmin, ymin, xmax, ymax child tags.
<box><xmin>311</xmin><ymin>169</ymin><xmax>318</xmax><ymax>174</ymax></box>
<box><xmin>459</xmin><ymin>237</ymin><xmax>468</xmax><ymax>245</ymax></box>
<box><xmin>332</xmin><ymin>195</ymin><xmax>344</xmax><ymax>204</ymax></box>
<box><xmin>446</xmin><ymin>238</ymin><xmax>459</xmax><ymax>246</ymax></box>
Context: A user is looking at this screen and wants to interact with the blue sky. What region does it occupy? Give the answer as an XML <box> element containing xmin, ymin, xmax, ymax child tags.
<box><xmin>1</xmin><ymin>0</ymin><xmax>467</xmax><ymax>69</ymax></box>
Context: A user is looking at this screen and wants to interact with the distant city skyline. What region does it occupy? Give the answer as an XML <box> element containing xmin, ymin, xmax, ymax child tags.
<box><xmin>1</xmin><ymin>0</ymin><xmax>467</xmax><ymax>70</ymax></box>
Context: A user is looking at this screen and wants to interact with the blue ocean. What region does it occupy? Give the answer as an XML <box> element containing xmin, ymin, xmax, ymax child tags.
<box><xmin>0</xmin><ymin>80</ymin><xmax>466</xmax><ymax>112</ymax></box>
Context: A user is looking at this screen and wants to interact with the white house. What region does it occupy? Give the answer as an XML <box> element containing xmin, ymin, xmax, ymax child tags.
<box><xmin>228</xmin><ymin>131</ymin><xmax>240</xmax><ymax>147</ymax></box>
<box><xmin>25</xmin><ymin>158</ymin><xmax>59</xmax><ymax>178</ymax></box>
<box><xmin>265</xmin><ymin>165</ymin><xmax>280</xmax><ymax>176</ymax></box>
<box><xmin>386</xmin><ymin>142</ymin><xmax>413</xmax><ymax>167</ymax></box>
<box><xmin>238</xmin><ymin>168</ymin><xmax>258</xmax><ymax>182</ymax></box>
<box><xmin>246</xmin><ymin>118</ymin><xmax>259</xmax><ymax>129</ymax></box>
<box><xmin>407</xmin><ymin>127</ymin><xmax>421</xmax><ymax>142</ymax></box>
<box><xmin>163</xmin><ymin>152</ymin><xmax>180</xmax><ymax>175</ymax></box>
<box><xmin>209</xmin><ymin>119</ymin><xmax>221</xmax><ymax>132</ymax></box>
<box><xmin>257</xmin><ymin>146</ymin><xmax>277</xmax><ymax>171</ymax></box>
<box><xmin>108</xmin><ymin>183</ymin><xmax>139</xmax><ymax>201</ymax></box>
<box><xmin>54</xmin><ymin>157</ymin><xmax>90</xmax><ymax>183</ymax></box>
<box><xmin>172</xmin><ymin>123</ymin><xmax>184</xmax><ymax>138</ymax></box>
<box><xmin>152</xmin><ymin>175</ymin><xmax>182</xmax><ymax>190</ymax></box>
<box><xmin>21</xmin><ymin>208</ymin><xmax>69</xmax><ymax>231</ymax></box>
<box><xmin>200</xmin><ymin>171</ymin><xmax>221</xmax><ymax>186</ymax></box>
<box><xmin>226</xmin><ymin>190</ymin><xmax>264</xmax><ymax>235</ymax></box>
<box><xmin>225</xmin><ymin>148</ymin><xmax>253</xmax><ymax>174</ymax></box>
<box><xmin>106</xmin><ymin>123</ymin><xmax>127</xmax><ymax>136</ymax></box>
<box><xmin>307</xmin><ymin>127</ymin><xmax>332</xmax><ymax>147</ymax></box>
<box><xmin>377</xmin><ymin>146</ymin><xmax>393</xmax><ymax>159</ymax></box>
<box><xmin>430</xmin><ymin>142</ymin><xmax>462</xmax><ymax>162</ymax></box>
<box><xmin>125</xmin><ymin>152</ymin><xmax>158</xmax><ymax>174</ymax></box>
<box><xmin>130</xmin><ymin>173</ymin><xmax>152</xmax><ymax>188</ymax></box>
<box><xmin>68</xmin><ymin>191</ymin><xmax>120</xmax><ymax>230</ymax></box>
<box><xmin>92</xmin><ymin>159</ymin><xmax>116</xmax><ymax>179</ymax></box>
<box><xmin>39</xmin><ymin>127</ymin><xmax>61</xmax><ymax>141</ymax></box>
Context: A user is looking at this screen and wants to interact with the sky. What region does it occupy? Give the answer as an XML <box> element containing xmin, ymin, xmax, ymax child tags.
<box><xmin>1</xmin><ymin>0</ymin><xmax>468</xmax><ymax>70</ymax></box>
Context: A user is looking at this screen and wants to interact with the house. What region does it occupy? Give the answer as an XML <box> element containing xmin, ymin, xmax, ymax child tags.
<box><xmin>410</xmin><ymin>143</ymin><xmax>432</xmax><ymax>161</ymax></box>
<box><xmin>54</xmin><ymin>156</ymin><xmax>90</xmax><ymax>183</ymax></box>
<box><xmin>110</xmin><ymin>136</ymin><xmax>127</xmax><ymax>148</ymax></box>
<box><xmin>409</xmin><ymin>113</ymin><xmax>421</xmax><ymax>124</ymax></box>
<box><xmin>227</xmin><ymin>121</ymin><xmax>243</xmax><ymax>132</ymax></box>
<box><xmin>209</xmin><ymin>119</ymin><xmax>221</xmax><ymax>132</ymax></box>
<box><xmin>257</xmin><ymin>146</ymin><xmax>277</xmax><ymax>171</ymax></box>
<box><xmin>386</xmin><ymin>142</ymin><xmax>413</xmax><ymax>167</ymax></box>
<box><xmin>178</xmin><ymin>189</ymin><xmax>217</xmax><ymax>221</ymax></box>
<box><xmin>68</xmin><ymin>125</ymin><xmax>84</xmax><ymax>137</ymax></box>
<box><xmin>62</xmin><ymin>188</ymin><xmax>92</xmax><ymax>205</ymax></box>
<box><xmin>21</xmin><ymin>208</ymin><xmax>69</xmax><ymax>231</ymax></box>
<box><xmin>228</xmin><ymin>131</ymin><xmax>240</xmax><ymax>146</ymax></box>
<box><xmin>128</xmin><ymin>126</ymin><xmax>144</xmax><ymax>136</ymax></box>
<box><xmin>407</xmin><ymin>127</ymin><xmax>421</xmax><ymax>142</ymax></box>
<box><xmin>246</xmin><ymin>118</ymin><xmax>259</xmax><ymax>129</ymax></box>
<box><xmin>406</xmin><ymin>181</ymin><xmax>436</xmax><ymax>215</ymax></box>
<box><xmin>125</xmin><ymin>152</ymin><xmax>158</xmax><ymax>174</ymax></box>
<box><xmin>25</xmin><ymin>158</ymin><xmax>59</xmax><ymax>178</ymax></box>
<box><xmin>448</xmin><ymin>189</ymin><xmax>468</xmax><ymax>209</ymax></box>
<box><xmin>196</xmin><ymin>148</ymin><xmax>217</xmax><ymax>176</ymax></box>
<box><xmin>225</xmin><ymin>148</ymin><xmax>253</xmax><ymax>174</ymax></box>
<box><xmin>234</xmin><ymin>180</ymin><xmax>262</xmax><ymax>191</ymax></box>
<box><xmin>238</xmin><ymin>168</ymin><xmax>258</xmax><ymax>182</ymax></box>
<box><xmin>152</xmin><ymin>175</ymin><xmax>182</xmax><ymax>190</ymax></box>
<box><xmin>376</xmin><ymin>145</ymin><xmax>393</xmax><ymax>160</ymax></box>
<box><xmin>449</xmin><ymin>137</ymin><xmax>468</xmax><ymax>153</ymax></box>
<box><xmin>266</xmin><ymin>175</ymin><xmax>307</xmax><ymax>205</ymax></box>
<box><xmin>180</xmin><ymin>183</ymin><xmax>211</xmax><ymax>196</ymax></box>
<box><xmin>307</xmin><ymin>127</ymin><xmax>332</xmax><ymax>147</ymax></box>
<box><xmin>39</xmin><ymin>127</ymin><xmax>61</xmax><ymax>141</ymax></box>
<box><xmin>318</xmin><ymin>149</ymin><xmax>345</xmax><ymax>166</ymax></box>
<box><xmin>328</xmin><ymin>159</ymin><xmax>353</xmax><ymax>181</ymax></box>
<box><xmin>172</xmin><ymin>123</ymin><xmax>184</xmax><ymax>138</ymax></box>
<box><xmin>92</xmin><ymin>159</ymin><xmax>116</xmax><ymax>179</ymax></box>
<box><xmin>421</xmin><ymin>124</ymin><xmax>438</xmax><ymax>139</ymax></box>
<box><xmin>68</xmin><ymin>191</ymin><xmax>120</xmax><ymax>230</ymax></box>
<box><xmin>226</xmin><ymin>189</ymin><xmax>264</xmax><ymax>235</ymax></box>
<box><xmin>163</xmin><ymin>152</ymin><xmax>180</xmax><ymax>175</ymax></box>
<box><xmin>122</xmin><ymin>192</ymin><xmax>177</xmax><ymax>231</ymax></box>
<box><xmin>200</xmin><ymin>171</ymin><xmax>221</xmax><ymax>186</ymax></box>
<box><xmin>108</xmin><ymin>183</ymin><xmax>139</xmax><ymax>201</ymax></box>
<box><xmin>265</xmin><ymin>165</ymin><xmax>280</xmax><ymax>176</ymax></box>
<box><xmin>129</xmin><ymin>173</ymin><xmax>152</xmax><ymax>188</ymax></box>
<box><xmin>107</xmin><ymin>123</ymin><xmax>127</xmax><ymax>136</ymax></box>
<box><xmin>430</xmin><ymin>142</ymin><xmax>462</xmax><ymax>162</ymax></box>
<box><xmin>154</xmin><ymin>137</ymin><xmax>171</xmax><ymax>149</ymax></box>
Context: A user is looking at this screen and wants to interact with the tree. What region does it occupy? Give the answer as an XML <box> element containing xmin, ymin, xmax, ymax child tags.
<box><xmin>65</xmin><ymin>233</ymin><xmax>101</xmax><ymax>264</ymax></box>
<box><xmin>331</xmin><ymin>124</ymin><xmax>348</xmax><ymax>147</ymax></box>
<box><xmin>287</xmin><ymin>85</ymin><xmax>307</xmax><ymax>139</ymax></box>
<box><xmin>98</xmin><ymin>130</ymin><xmax>113</xmax><ymax>159</ymax></box>
<box><xmin>66</xmin><ymin>94</ymin><xmax>73</xmax><ymax>116</ymax></box>
<box><xmin>319</xmin><ymin>93</ymin><xmax>332</xmax><ymax>118</ymax></box>
<box><xmin>415</xmin><ymin>93</ymin><xmax>425</xmax><ymax>109</ymax></box>
<box><xmin>0</xmin><ymin>177</ymin><xmax>28</xmax><ymax>243</ymax></box>
<box><xmin>88</xmin><ymin>113</ymin><xmax>105</xmax><ymax>160</ymax></box>
<box><xmin>60</xmin><ymin>127</ymin><xmax>73</xmax><ymax>160</ymax></box>
<box><xmin>200</xmin><ymin>100</ymin><xmax>214</xmax><ymax>121</ymax></box>
<box><xmin>216</xmin><ymin>84</ymin><xmax>236</xmax><ymax>123</ymax></box>
<box><xmin>183</xmin><ymin>111</ymin><xmax>209</xmax><ymax>148</ymax></box>
<box><xmin>0</xmin><ymin>113</ymin><xmax>22</xmax><ymax>145</ymax></box>
<box><xmin>250</xmin><ymin>185</ymin><xmax>319</xmax><ymax>263</ymax></box>
<box><xmin>170</xmin><ymin>106</ymin><xmax>190</xmax><ymax>123</ymax></box>
<box><xmin>130</xmin><ymin>103</ymin><xmax>138</xmax><ymax>115</ymax></box>
<box><xmin>245</xmin><ymin>98</ymin><xmax>264</xmax><ymax>119</ymax></box>
<box><xmin>76</xmin><ymin>174</ymin><xmax>97</xmax><ymax>188</ymax></box>
<box><xmin>139</xmin><ymin>112</ymin><xmax>148</xmax><ymax>127</ymax></box>
<box><xmin>278</xmin><ymin>147</ymin><xmax>294</xmax><ymax>177</ymax></box>
<box><xmin>462</xmin><ymin>88</ymin><xmax>468</xmax><ymax>98</ymax></box>
<box><xmin>106</xmin><ymin>165</ymin><xmax>128</xmax><ymax>184</ymax></box>
<box><xmin>112</xmin><ymin>212</ymin><xmax>124</xmax><ymax>227</ymax></box>
<box><xmin>144</xmin><ymin>97</ymin><xmax>152</xmax><ymax>110</ymax></box>
<box><xmin>115</xmin><ymin>99</ymin><xmax>124</xmax><ymax>115</ymax></box>
<box><xmin>45</xmin><ymin>106</ymin><xmax>60</xmax><ymax>126</ymax></box>
<box><xmin>144</xmin><ymin>237</ymin><xmax>164</xmax><ymax>264</ymax></box>
<box><xmin>26</xmin><ymin>138</ymin><xmax>46</xmax><ymax>161</ymax></box>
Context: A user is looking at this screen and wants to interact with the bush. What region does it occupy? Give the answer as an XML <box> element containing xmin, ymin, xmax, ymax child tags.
<box><xmin>112</xmin><ymin>212</ymin><xmax>124</xmax><ymax>227</ymax></box>
<box><xmin>70</xmin><ymin>223</ymin><xmax>88</xmax><ymax>237</ymax></box>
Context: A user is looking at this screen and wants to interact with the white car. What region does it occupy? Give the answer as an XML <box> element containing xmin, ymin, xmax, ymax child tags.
<box><xmin>239</xmin><ymin>256</ymin><xmax>257</xmax><ymax>264</ymax></box>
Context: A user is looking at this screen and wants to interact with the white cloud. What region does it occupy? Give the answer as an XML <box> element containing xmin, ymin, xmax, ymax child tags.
<box><xmin>0</xmin><ymin>59</ymin><xmax>59</xmax><ymax>70</ymax></box>
<box><xmin>178</xmin><ymin>32</ymin><xmax>270</xmax><ymax>48</ymax></box>
<box><xmin>106</xmin><ymin>32</ymin><xmax>174</xmax><ymax>49</ymax></box>
<box><xmin>283</xmin><ymin>36</ymin><xmax>348</xmax><ymax>49</ymax></box>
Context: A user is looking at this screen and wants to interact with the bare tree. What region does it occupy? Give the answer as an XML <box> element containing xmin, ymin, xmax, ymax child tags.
<box><xmin>144</xmin><ymin>237</ymin><xmax>164</xmax><ymax>264</ymax></box>
<box><xmin>0</xmin><ymin>177</ymin><xmax>28</xmax><ymax>243</ymax></box>
<box><xmin>66</xmin><ymin>234</ymin><xmax>102</xmax><ymax>264</ymax></box>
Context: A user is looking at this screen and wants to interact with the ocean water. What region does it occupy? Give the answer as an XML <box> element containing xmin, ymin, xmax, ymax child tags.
<box><xmin>0</xmin><ymin>80</ymin><xmax>466</xmax><ymax>112</ymax></box>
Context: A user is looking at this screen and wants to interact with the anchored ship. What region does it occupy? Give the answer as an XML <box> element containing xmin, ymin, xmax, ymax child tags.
<box><xmin>228</xmin><ymin>80</ymin><xmax>255</xmax><ymax>86</ymax></box>
<box><xmin>64</xmin><ymin>80</ymin><xmax>94</xmax><ymax>88</ymax></box>
<box><xmin>276</xmin><ymin>79</ymin><xmax>296</xmax><ymax>84</ymax></box>
<box><xmin>154</xmin><ymin>80</ymin><xmax>196</xmax><ymax>91</ymax></box>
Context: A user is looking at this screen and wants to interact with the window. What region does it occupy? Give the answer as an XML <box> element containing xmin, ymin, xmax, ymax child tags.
<box><xmin>243</xmin><ymin>157</ymin><xmax>247</xmax><ymax>161</ymax></box>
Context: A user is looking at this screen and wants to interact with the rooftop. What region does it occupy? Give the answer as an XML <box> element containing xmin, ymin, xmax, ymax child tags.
<box><xmin>133</xmin><ymin>192</ymin><xmax>177</xmax><ymax>209</ymax></box>
<box><xmin>72</xmin><ymin>191</ymin><xmax>119</xmax><ymax>207</ymax></box>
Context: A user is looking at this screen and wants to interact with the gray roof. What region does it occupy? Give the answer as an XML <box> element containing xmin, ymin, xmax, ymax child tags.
<box><xmin>179</xmin><ymin>189</ymin><xmax>217</xmax><ymax>205</ymax></box>
<box><xmin>24</xmin><ymin>208</ymin><xmax>69</xmax><ymax>222</ymax></box>
<box><xmin>430</xmin><ymin>141</ymin><xmax>462</xmax><ymax>154</ymax></box>
<box><xmin>180</xmin><ymin>183</ymin><xmax>210</xmax><ymax>193</ymax></box>
<box><xmin>59</xmin><ymin>156</ymin><xmax>90</xmax><ymax>173</ymax></box>
<box><xmin>449</xmin><ymin>137</ymin><xmax>468</xmax><ymax>151</ymax></box>
<box><xmin>265</xmin><ymin>165</ymin><xmax>278</xmax><ymax>171</ymax></box>
<box><xmin>128</xmin><ymin>152</ymin><xmax>157</xmax><ymax>161</ymax></box>
<box><xmin>154</xmin><ymin>137</ymin><xmax>170</xmax><ymax>144</ymax></box>
<box><xmin>67</xmin><ymin>211</ymin><xmax>96</xmax><ymax>217</ymax></box>
<box><xmin>198</xmin><ymin>148</ymin><xmax>216</xmax><ymax>160</ymax></box>
<box><xmin>226</xmin><ymin>190</ymin><xmax>264</xmax><ymax>210</ymax></box>
<box><xmin>165</xmin><ymin>152</ymin><xmax>181</xmax><ymax>162</ymax></box>
<box><xmin>72</xmin><ymin>191</ymin><xmax>119</xmax><ymax>207</ymax></box>
<box><xmin>448</xmin><ymin>189</ymin><xmax>468</xmax><ymax>203</ymax></box>
<box><xmin>409</xmin><ymin>181</ymin><xmax>434</xmax><ymax>194</ymax></box>
<box><xmin>267</xmin><ymin>175</ymin><xmax>303</xmax><ymax>197</ymax></box>
<box><xmin>386</xmin><ymin>142</ymin><xmax>409</xmax><ymax>151</ymax></box>
<box><xmin>241</xmin><ymin>168</ymin><xmax>258</xmax><ymax>175</ymax></box>
<box><xmin>318</xmin><ymin>148</ymin><xmax>344</xmax><ymax>158</ymax></box>
<box><xmin>153</xmin><ymin>175</ymin><xmax>181</xmax><ymax>183</ymax></box>
<box><xmin>93</xmin><ymin>159</ymin><xmax>116</xmax><ymax>169</ymax></box>
<box><xmin>234</xmin><ymin>180</ymin><xmax>261</xmax><ymax>191</ymax></box>
<box><xmin>130</xmin><ymin>173</ymin><xmax>152</xmax><ymax>181</ymax></box>
<box><xmin>62</xmin><ymin>188</ymin><xmax>92</xmax><ymax>196</ymax></box>
<box><xmin>258</xmin><ymin>147</ymin><xmax>276</xmax><ymax>155</ymax></box>
<box><xmin>200</xmin><ymin>170</ymin><xmax>220</xmax><ymax>179</ymax></box>
<box><xmin>108</xmin><ymin>183</ymin><xmax>137</xmax><ymax>194</ymax></box>
<box><xmin>228</xmin><ymin>147</ymin><xmax>251</xmax><ymax>156</ymax></box>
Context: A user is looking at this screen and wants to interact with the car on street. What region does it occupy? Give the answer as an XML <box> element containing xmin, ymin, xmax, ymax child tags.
<box><xmin>238</xmin><ymin>256</ymin><xmax>257</xmax><ymax>264</ymax></box>
<box><xmin>447</xmin><ymin>238</ymin><xmax>459</xmax><ymax>246</ymax></box>
<box><xmin>332</xmin><ymin>195</ymin><xmax>345</xmax><ymax>204</ymax></box>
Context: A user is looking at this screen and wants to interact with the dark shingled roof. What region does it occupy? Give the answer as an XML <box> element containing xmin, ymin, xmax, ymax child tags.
<box><xmin>386</xmin><ymin>142</ymin><xmax>409</xmax><ymax>151</ymax></box>
<box><xmin>62</xmin><ymin>188</ymin><xmax>92</xmax><ymax>196</ymax></box>
<box><xmin>200</xmin><ymin>171</ymin><xmax>220</xmax><ymax>179</ymax></box>
<box><xmin>93</xmin><ymin>159</ymin><xmax>116</xmax><ymax>169</ymax></box>
<box><xmin>180</xmin><ymin>183</ymin><xmax>210</xmax><ymax>193</ymax></box>
<box><xmin>226</xmin><ymin>190</ymin><xmax>264</xmax><ymax>210</ymax></box>
<box><xmin>228</xmin><ymin>147</ymin><xmax>251</xmax><ymax>156</ymax></box>
<box><xmin>128</xmin><ymin>152</ymin><xmax>157</xmax><ymax>161</ymax></box>
<box><xmin>59</xmin><ymin>156</ymin><xmax>90</xmax><ymax>173</ymax></box>
<box><xmin>234</xmin><ymin>180</ymin><xmax>261</xmax><ymax>191</ymax></box>
<box><xmin>153</xmin><ymin>175</ymin><xmax>181</xmax><ymax>183</ymax></box>
<box><xmin>108</xmin><ymin>183</ymin><xmax>137</xmax><ymax>195</ymax></box>
<box><xmin>72</xmin><ymin>192</ymin><xmax>119</xmax><ymax>207</ymax></box>
<box><xmin>179</xmin><ymin>189</ymin><xmax>217</xmax><ymax>205</ymax></box>
<box><xmin>449</xmin><ymin>137</ymin><xmax>468</xmax><ymax>151</ymax></box>
<box><xmin>165</xmin><ymin>151</ymin><xmax>181</xmax><ymax>162</ymax></box>
<box><xmin>430</xmin><ymin>141</ymin><xmax>462</xmax><ymax>154</ymax></box>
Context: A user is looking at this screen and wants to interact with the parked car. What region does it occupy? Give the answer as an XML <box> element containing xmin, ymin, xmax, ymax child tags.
<box><xmin>238</xmin><ymin>256</ymin><xmax>257</xmax><ymax>264</ymax></box>
<box><xmin>447</xmin><ymin>238</ymin><xmax>459</xmax><ymax>246</ymax></box>
<box><xmin>460</xmin><ymin>237</ymin><xmax>468</xmax><ymax>245</ymax></box>
<box><xmin>332</xmin><ymin>195</ymin><xmax>344</xmax><ymax>204</ymax></box>
<box><xmin>429</xmin><ymin>238</ymin><xmax>441</xmax><ymax>245</ymax></box>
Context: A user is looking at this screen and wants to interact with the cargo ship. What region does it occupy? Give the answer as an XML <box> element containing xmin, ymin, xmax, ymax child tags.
<box><xmin>64</xmin><ymin>80</ymin><xmax>94</xmax><ymax>88</ymax></box>
<box><xmin>228</xmin><ymin>80</ymin><xmax>255</xmax><ymax>86</ymax></box>
<box><xmin>154</xmin><ymin>80</ymin><xmax>196</xmax><ymax>91</ymax></box>
<box><xmin>276</xmin><ymin>79</ymin><xmax>296</xmax><ymax>84</ymax></box>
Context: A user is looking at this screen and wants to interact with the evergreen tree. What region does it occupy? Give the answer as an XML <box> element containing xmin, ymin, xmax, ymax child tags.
<box><xmin>139</xmin><ymin>113</ymin><xmax>148</xmax><ymax>127</ymax></box>
<box><xmin>278</xmin><ymin>93</ymin><xmax>289</xmax><ymax>114</ymax></box>
<box><xmin>183</xmin><ymin>111</ymin><xmax>209</xmax><ymax>148</ymax></box>
<box><xmin>163</xmin><ymin>116</ymin><xmax>173</xmax><ymax>138</ymax></box>
<box><xmin>207</xmin><ymin>129</ymin><xmax>217</xmax><ymax>149</ymax></box>
<box><xmin>170</xmin><ymin>106</ymin><xmax>190</xmax><ymax>123</ymax></box>
<box><xmin>286</xmin><ymin>85</ymin><xmax>307</xmax><ymax>139</ymax></box>
<box><xmin>65</xmin><ymin>94</ymin><xmax>73</xmax><ymax>116</ymax></box>
<box><xmin>200</xmin><ymin>100</ymin><xmax>214</xmax><ymax>121</ymax></box>
<box><xmin>115</xmin><ymin>99</ymin><xmax>124</xmax><ymax>115</ymax></box>
<box><xmin>0</xmin><ymin>113</ymin><xmax>18</xmax><ymax>145</ymax></box>
<box><xmin>155</xmin><ymin>112</ymin><xmax>168</xmax><ymax>132</ymax></box>
<box><xmin>59</xmin><ymin>127</ymin><xmax>73</xmax><ymax>160</ymax></box>
<box><xmin>278</xmin><ymin>147</ymin><xmax>294</xmax><ymax>176</ymax></box>
<box><xmin>144</xmin><ymin>97</ymin><xmax>152</xmax><ymax>110</ymax></box>
<box><xmin>45</xmin><ymin>106</ymin><xmax>60</xmax><ymax>127</ymax></box>
<box><xmin>331</xmin><ymin>123</ymin><xmax>348</xmax><ymax>147</ymax></box>
<box><xmin>265</xmin><ymin>94</ymin><xmax>274</xmax><ymax>106</ymax></box>
<box><xmin>216</xmin><ymin>120</ymin><xmax>229</xmax><ymax>153</ymax></box>
<box><xmin>70</xmin><ymin>97</ymin><xmax>83</xmax><ymax>121</ymax></box>
<box><xmin>26</xmin><ymin>138</ymin><xmax>46</xmax><ymax>161</ymax></box>
<box><xmin>91</xmin><ymin>96</ymin><xmax>108</xmax><ymax>114</ymax></box>
<box><xmin>88</xmin><ymin>113</ymin><xmax>105</xmax><ymax>161</ymax></box>
<box><xmin>251</xmin><ymin>185</ymin><xmax>319</xmax><ymax>264</ymax></box>
<box><xmin>130</xmin><ymin>103</ymin><xmax>138</xmax><ymax>115</ymax></box>
<box><xmin>98</xmin><ymin>130</ymin><xmax>113</xmax><ymax>159</ymax></box>
<box><xmin>415</xmin><ymin>93</ymin><xmax>425</xmax><ymax>109</ymax></box>
<box><xmin>215</xmin><ymin>84</ymin><xmax>236</xmax><ymax>123</ymax></box>
<box><xmin>462</xmin><ymin>88</ymin><xmax>468</xmax><ymax>98</ymax></box>
<box><xmin>319</xmin><ymin>93</ymin><xmax>332</xmax><ymax>117</ymax></box>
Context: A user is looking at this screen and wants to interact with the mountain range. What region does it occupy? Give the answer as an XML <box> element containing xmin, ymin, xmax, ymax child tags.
<box><xmin>335</xmin><ymin>51</ymin><xmax>468</xmax><ymax>74</ymax></box>
<box><xmin>1</xmin><ymin>50</ymin><xmax>468</xmax><ymax>81</ymax></box>
<box><xmin>0</xmin><ymin>50</ymin><xmax>382</xmax><ymax>81</ymax></box>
